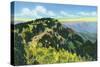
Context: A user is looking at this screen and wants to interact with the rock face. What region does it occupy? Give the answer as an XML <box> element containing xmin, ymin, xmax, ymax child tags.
<box><xmin>13</xmin><ymin>18</ymin><xmax>97</xmax><ymax>65</ymax></box>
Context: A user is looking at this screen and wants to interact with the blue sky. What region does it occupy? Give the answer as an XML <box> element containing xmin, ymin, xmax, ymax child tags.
<box><xmin>11</xmin><ymin>1</ymin><xmax>97</xmax><ymax>21</ymax></box>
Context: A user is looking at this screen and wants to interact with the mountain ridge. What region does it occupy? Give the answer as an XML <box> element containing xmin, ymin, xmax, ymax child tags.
<box><xmin>13</xmin><ymin>18</ymin><xmax>97</xmax><ymax>65</ymax></box>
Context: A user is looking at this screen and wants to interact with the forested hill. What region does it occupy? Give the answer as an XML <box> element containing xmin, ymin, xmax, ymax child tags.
<box><xmin>13</xmin><ymin>18</ymin><xmax>97</xmax><ymax>65</ymax></box>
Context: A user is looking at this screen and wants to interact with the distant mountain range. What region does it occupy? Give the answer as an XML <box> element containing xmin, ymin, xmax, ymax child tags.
<box><xmin>62</xmin><ymin>22</ymin><xmax>97</xmax><ymax>43</ymax></box>
<box><xmin>62</xmin><ymin>22</ymin><xmax>97</xmax><ymax>33</ymax></box>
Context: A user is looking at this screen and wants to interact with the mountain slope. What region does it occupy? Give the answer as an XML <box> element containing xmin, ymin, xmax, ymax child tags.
<box><xmin>13</xmin><ymin>18</ymin><xmax>97</xmax><ymax>65</ymax></box>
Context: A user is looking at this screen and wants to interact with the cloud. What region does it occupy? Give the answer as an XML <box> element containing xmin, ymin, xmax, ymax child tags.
<box><xmin>34</xmin><ymin>6</ymin><xmax>47</xmax><ymax>14</ymax></box>
<box><xmin>21</xmin><ymin>8</ymin><xmax>32</xmax><ymax>16</ymax></box>
<box><xmin>48</xmin><ymin>11</ymin><xmax>55</xmax><ymax>17</ymax></box>
<box><xmin>78</xmin><ymin>11</ymin><xmax>97</xmax><ymax>17</ymax></box>
<box><xmin>18</xmin><ymin>5</ymin><xmax>56</xmax><ymax>19</ymax></box>
<box><xmin>78</xmin><ymin>12</ymin><xmax>89</xmax><ymax>16</ymax></box>
<box><xmin>60</xmin><ymin>11</ymin><xmax>67</xmax><ymax>16</ymax></box>
<box><xmin>91</xmin><ymin>12</ymin><xmax>97</xmax><ymax>16</ymax></box>
<box><xmin>15</xmin><ymin>6</ymin><xmax>97</xmax><ymax>20</ymax></box>
<box><xmin>60</xmin><ymin>11</ymin><xmax>78</xmax><ymax>18</ymax></box>
<box><xmin>60</xmin><ymin>11</ymin><xmax>97</xmax><ymax>18</ymax></box>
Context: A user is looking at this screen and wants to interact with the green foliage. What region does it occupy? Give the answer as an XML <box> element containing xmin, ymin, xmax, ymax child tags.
<box><xmin>82</xmin><ymin>40</ymin><xmax>97</xmax><ymax>60</ymax></box>
<box><xmin>25</xmin><ymin>42</ymin><xmax>89</xmax><ymax>64</ymax></box>
<box><xmin>13</xmin><ymin>18</ymin><xmax>97</xmax><ymax>65</ymax></box>
<box><xmin>14</xmin><ymin>31</ymin><xmax>26</xmax><ymax>65</ymax></box>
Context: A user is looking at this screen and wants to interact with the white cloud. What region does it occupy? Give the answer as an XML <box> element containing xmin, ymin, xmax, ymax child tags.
<box><xmin>21</xmin><ymin>8</ymin><xmax>32</xmax><ymax>16</ymax></box>
<box><xmin>60</xmin><ymin>11</ymin><xmax>78</xmax><ymax>18</ymax></box>
<box><xmin>18</xmin><ymin>5</ymin><xmax>56</xmax><ymax>19</ymax></box>
<box><xmin>60</xmin><ymin>11</ymin><xmax>67</xmax><ymax>16</ymax></box>
<box><xmin>60</xmin><ymin>11</ymin><xmax>97</xmax><ymax>18</ymax></box>
<box><xmin>17</xmin><ymin>6</ymin><xmax>97</xmax><ymax>19</ymax></box>
<box><xmin>78</xmin><ymin>12</ymin><xmax>89</xmax><ymax>16</ymax></box>
<box><xmin>78</xmin><ymin>11</ymin><xmax>97</xmax><ymax>17</ymax></box>
<box><xmin>91</xmin><ymin>12</ymin><xmax>97</xmax><ymax>16</ymax></box>
<box><xmin>34</xmin><ymin>6</ymin><xmax>47</xmax><ymax>14</ymax></box>
<box><xmin>48</xmin><ymin>11</ymin><xmax>55</xmax><ymax>17</ymax></box>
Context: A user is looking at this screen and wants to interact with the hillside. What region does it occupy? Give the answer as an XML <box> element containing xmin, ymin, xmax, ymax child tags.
<box><xmin>13</xmin><ymin>18</ymin><xmax>97</xmax><ymax>65</ymax></box>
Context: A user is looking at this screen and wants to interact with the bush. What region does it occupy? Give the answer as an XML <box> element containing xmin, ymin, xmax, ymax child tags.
<box><xmin>24</xmin><ymin>42</ymin><xmax>90</xmax><ymax>64</ymax></box>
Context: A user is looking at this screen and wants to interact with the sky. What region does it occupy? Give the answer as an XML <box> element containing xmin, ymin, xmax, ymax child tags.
<box><xmin>11</xmin><ymin>1</ymin><xmax>97</xmax><ymax>22</ymax></box>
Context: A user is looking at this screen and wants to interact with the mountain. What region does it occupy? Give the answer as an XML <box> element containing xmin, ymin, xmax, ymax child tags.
<box><xmin>13</xmin><ymin>18</ymin><xmax>97</xmax><ymax>65</ymax></box>
<box><xmin>62</xmin><ymin>22</ymin><xmax>97</xmax><ymax>43</ymax></box>
<box><xmin>62</xmin><ymin>22</ymin><xmax>97</xmax><ymax>33</ymax></box>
